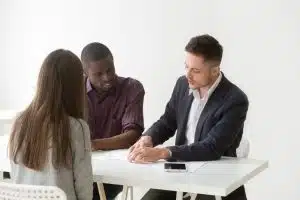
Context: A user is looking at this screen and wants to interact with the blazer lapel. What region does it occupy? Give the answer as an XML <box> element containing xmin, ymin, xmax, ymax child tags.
<box><xmin>194</xmin><ymin>75</ymin><xmax>230</xmax><ymax>142</ymax></box>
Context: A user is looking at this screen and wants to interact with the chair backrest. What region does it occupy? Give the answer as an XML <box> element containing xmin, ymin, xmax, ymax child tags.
<box><xmin>0</xmin><ymin>182</ymin><xmax>67</xmax><ymax>200</ymax></box>
<box><xmin>236</xmin><ymin>137</ymin><xmax>250</xmax><ymax>158</ymax></box>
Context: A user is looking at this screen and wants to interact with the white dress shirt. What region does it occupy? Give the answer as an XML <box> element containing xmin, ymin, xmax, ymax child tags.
<box><xmin>185</xmin><ymin>73</ymin><xmax>222</xmax><ymax>145</ymax></box>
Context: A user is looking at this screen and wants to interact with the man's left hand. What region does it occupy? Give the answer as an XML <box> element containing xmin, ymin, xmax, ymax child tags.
<box><xmin>128</xmin><ymin>146</ymin><xmax>171</xmax><ymax>163</ymax></box>
<box><xmin>91</xmin><ymin>140</ymin><xmax>99</xmax><ymax>151</ymax></box>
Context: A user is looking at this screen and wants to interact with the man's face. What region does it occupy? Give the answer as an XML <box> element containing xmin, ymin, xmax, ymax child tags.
<box><xmin>84</xmin><ymin>56</ymin><xmax>117</xmax><ymax>92</ymax></box>
<box><xmin>185</xmin><ymin>52</ymin><xmax>219</xmax><ymax>90</ymax></box>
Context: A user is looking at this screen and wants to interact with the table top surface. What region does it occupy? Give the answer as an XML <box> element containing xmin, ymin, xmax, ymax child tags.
<box><xmin>0</xmin><ymin>110</ymin><xmax>18</xmax><ymax>122</ymax></box>
<box><xmin>0</xmin><ymin>135</ymin><xmax>268</xmax><ymax>196</ymax></box>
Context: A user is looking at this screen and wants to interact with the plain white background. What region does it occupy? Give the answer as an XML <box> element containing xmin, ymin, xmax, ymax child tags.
<box><xmin>0</xmin><ymin>0</ymin><xmax>299</xmax><ymax>199</ymax></box>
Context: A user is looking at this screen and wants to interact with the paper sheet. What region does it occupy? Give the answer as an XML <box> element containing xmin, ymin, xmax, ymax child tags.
<box><xmin>186</xmin><ymin>162</ymin><xmax>206</xmax><ymax>173</ymax></box>
<box><xmin>92</xmin><ymin>149</ymin><xmax>129</xmax><ymax>161</ymax></box>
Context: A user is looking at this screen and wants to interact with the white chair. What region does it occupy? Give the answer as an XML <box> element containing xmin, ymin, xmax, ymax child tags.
<box><xmin>0</xmin><ymin>182</ymin><xmax>67</xmax><ymax>200</ymax></box>
<box><xmin>236</xmin><ymin>136</ymin><xmax>250</xmax><ymax>158</ymax></box>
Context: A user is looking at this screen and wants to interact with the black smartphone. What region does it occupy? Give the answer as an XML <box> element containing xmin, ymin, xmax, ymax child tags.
<box><xmin>164</xmin><ymin>162</ymin><xmax>187</xmax><ymax>172</ymax></box>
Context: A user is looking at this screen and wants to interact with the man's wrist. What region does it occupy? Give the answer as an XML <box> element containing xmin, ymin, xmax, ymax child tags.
<box><xmin>93</xmin><ymin>139</ymin><xmax>109</xmax><ymax>150</ymax></box>
<box><xmin>160</xmin><ymin>148</ymin><xmax>172</xmax><ymax>159</ymax></box>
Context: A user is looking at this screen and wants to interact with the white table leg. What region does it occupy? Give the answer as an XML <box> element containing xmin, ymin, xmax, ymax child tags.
<box><xmin>180</xmin><ymin>193</ymin><xmax>222</xmax><ymax>200</ymax></box>
<box><xmin>190</xmin><ymin>193</ymin><xmax>197</xmax><ymax>200</ymax></box>
<box><xmin>176</xmin><ymin>191</ymin><xmax>183</xmax><ymax>200</ymax></box>
<box><xmin>128</xmin><ymin>186</ymin><xmax>133</xmax><ymax>200</ymax></box>
<box><xmin>121</xmin><ymin>185</ymin><xmax>129</xmax><ymax>200</ymax></box>
<box><xmin>97</xmin><ymin>182</ymin><xmax>107</xmax><ymax>200</ymax></box>
<box><xmin>215</xmin><ymin>195</ymin><xmax>222</xmax><ymax>200</ymax></box>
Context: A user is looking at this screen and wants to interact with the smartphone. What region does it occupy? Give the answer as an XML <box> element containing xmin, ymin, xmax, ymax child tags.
<box><xmin>164</xmin><ymin>162</ymin><xmax>187</xmax><ymax>172</ymax></box>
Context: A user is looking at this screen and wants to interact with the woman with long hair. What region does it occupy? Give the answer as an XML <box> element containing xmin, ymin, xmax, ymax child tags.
<box><xmin>9</xmin><ymin>49</ymin><xmax>93</xmax><ymax>200</ymax></box>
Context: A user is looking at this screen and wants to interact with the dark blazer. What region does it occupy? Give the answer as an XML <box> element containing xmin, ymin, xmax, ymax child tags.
<box><xmin>145</xmin><ymin>73</ymin><xmax>249</xmax><ymax>200</ymax></box>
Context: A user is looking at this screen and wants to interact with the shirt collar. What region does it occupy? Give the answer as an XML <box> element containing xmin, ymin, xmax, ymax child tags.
<box><xmin>189</xmin><ymin>72</ymin><xmax>222</xmax><ymax>100</ymax></box>
<box><xmin>86</xmin><ymin>76</ymin><xmax>120</xmax><ymax>95</ymax></box>
<box><xmin>86</xmin><ymin>77</ymin><xmax>93</xmax><ymax>93</ymax></box>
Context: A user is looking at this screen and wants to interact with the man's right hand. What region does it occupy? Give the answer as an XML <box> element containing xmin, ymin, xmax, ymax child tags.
<box><xmin>129</xmin><ymin>136</ymin><xmax>153</xmax><ymax>151</ymax></box>
<box><xmin>127</xmin><ymin>136</ymin><xmax>153</xmax><ymax>160</ymax></box>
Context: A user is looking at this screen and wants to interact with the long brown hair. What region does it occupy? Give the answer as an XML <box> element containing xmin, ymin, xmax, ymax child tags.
<box><xmin>9</xmin><ymin>49</ymin><xmax>85</xmax><ymax>170</ymax></box>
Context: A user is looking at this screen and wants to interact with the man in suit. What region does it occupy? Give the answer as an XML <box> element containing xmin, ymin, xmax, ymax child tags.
<box><xmin>128</xmin><ymin>34</ymin><xmax>249</xmax><ymax>200</ymax></box>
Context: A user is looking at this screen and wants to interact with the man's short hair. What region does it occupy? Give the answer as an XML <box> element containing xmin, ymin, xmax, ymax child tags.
<box><xmin>81</xmin><ymin>42</ymin><xmax>113</xmax><ymax>63</ymax></box>
<box><xmin>185</xmin><ymin>34</ymin><xmax>223</xmax><ymax>65</ymax></box>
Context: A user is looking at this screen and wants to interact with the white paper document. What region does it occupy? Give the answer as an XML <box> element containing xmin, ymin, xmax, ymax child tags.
<box><xmin>92</xmin><ymin>149</ymin><xmax>129</xmax><ymax>161</ymax></box>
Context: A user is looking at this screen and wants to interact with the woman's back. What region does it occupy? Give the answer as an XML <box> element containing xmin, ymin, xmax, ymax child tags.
<box><xmin>10</xmin><ymin>117</ymin><xmax>93</xmax><ymax>200</ymax></box>
<box><xmin>9</xmin><ymin>49</ymin><xmax>93</xmax><ymax>200</ymax></box>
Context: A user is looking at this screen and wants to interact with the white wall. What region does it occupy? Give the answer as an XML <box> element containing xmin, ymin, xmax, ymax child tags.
<box><xmin>1</xmin><ymin>0</ymin><xmax>299</xmax><ymax>199</ymax></box>
<box><xmin>211</xmin><ymin>1</ymin><xmax>300</xmax><ymax>199</ymax></box>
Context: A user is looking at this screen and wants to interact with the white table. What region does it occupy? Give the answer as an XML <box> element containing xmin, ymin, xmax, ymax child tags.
<box><xmin>0</xmin><ymin>110</ymin><xmax>17</xmax><ymax>136</ymax></box>
<box><xmin>0</xmin><ymin>135</ymin><xmax>268</xmax><ymax>199</ymax></box>
<box><xmin>0</xmin><ymin>110</ymin><xmax>17</xmax><ymax>123</ymax></box>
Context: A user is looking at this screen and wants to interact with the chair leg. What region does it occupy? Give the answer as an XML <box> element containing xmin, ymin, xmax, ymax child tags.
<box><xmin>177</xmin><ymin>193</ymin><xmax>222</xmax><ymax>200</ymax></box>
<box><xmin>97</xmin><ymin>182</ymin><xmax>107</xmax><ymax>200</ymax></box>
<box><xmin>176</xmin><ymin>191</ymin><xmax>183</xmax><ymax>200</ymax></box>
